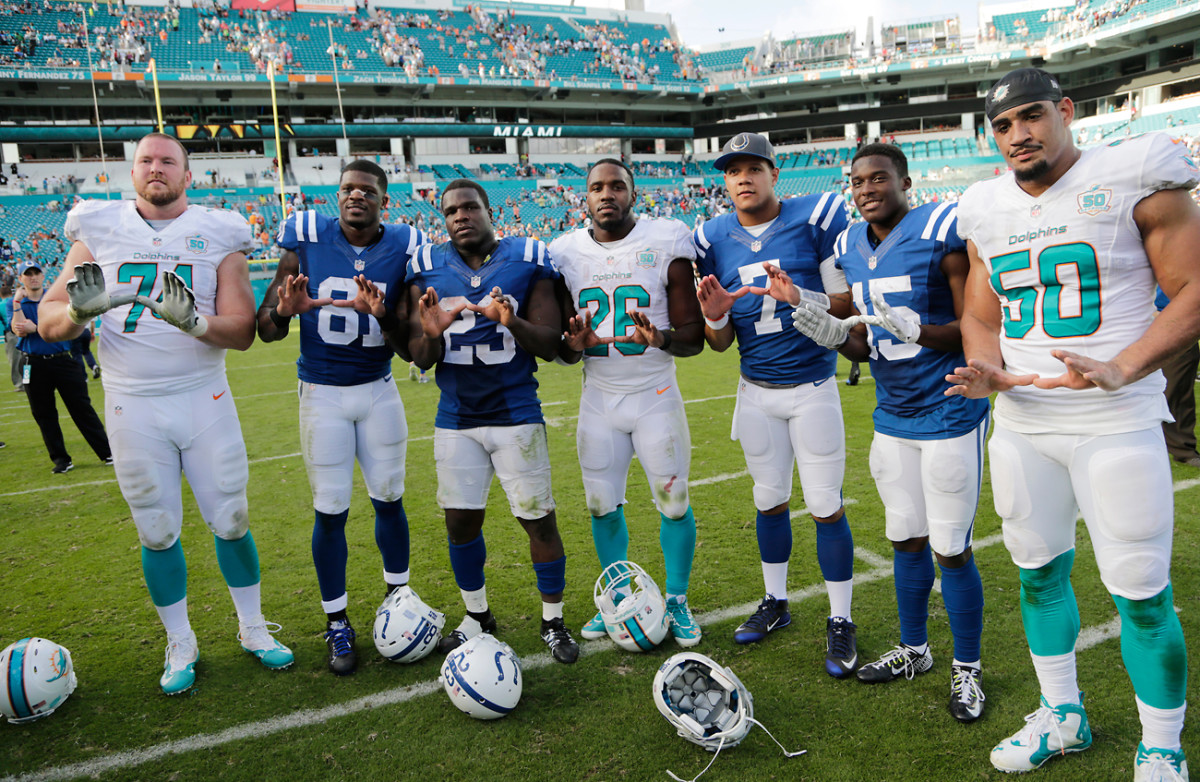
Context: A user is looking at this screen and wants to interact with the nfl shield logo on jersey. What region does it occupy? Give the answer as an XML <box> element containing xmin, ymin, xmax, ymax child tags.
<box><xmin>1030</xmin><ymin>205</ymin><xmax>1042</xmax><ymax>218</ymax></box>
<box><xmin>470</xmin><ymin>275</ymin><xmax>482</xmax><ymax>287</ymax></box>
<box><xmin>152</xmin><ymin>237</ymin><xmax>163</xmax><ymax>247</ymax></box>
<box><xmin>1077</xmin><ymin>184</ymin><xmax>1113</xmax><ymax>216</ymax></box>
<box><xmin>354</xmin><ymin>259</ymin><xmax>365</xmax><ymax>271</ymax></box>
<box><xmin>750</xmin><ymin>240</ymin><xmax>762</xmax><ymax>253</ymax></box>
<box><xmin>868</xmin><ymin>255</ymin><xmax>877</xmax><ymax>270</ymax></box>
<box><xmin>186</xmin><ymin>235</ymin><xmax>209</xmax><ymax>254</ymax></box>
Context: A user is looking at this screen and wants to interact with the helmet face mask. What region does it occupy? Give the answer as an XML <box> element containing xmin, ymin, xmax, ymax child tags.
<box><xmin>373</xmin><ymin>587</ymin><xmax>446</xmax><ymax>663</ymax></box>
<box><xmin>440</xmin><ymin>633</ymin><xmax>522</xmax><ymax>720</ymax></box>
<box><xmin>1</xmin><ymin>638</ymin><xmax>78</xmax><ymax>724</ymax></box>
<box><xmin>593</xmin><ymin>560</ymin><xmax>671</xmax><ymax>652</ymax></box>
<box><xmin>653</xmin><ymin>652</ymin><xmax>754</xmax><ymax>751</ymax></box>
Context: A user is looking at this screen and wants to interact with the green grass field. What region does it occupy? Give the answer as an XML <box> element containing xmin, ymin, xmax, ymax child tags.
<box><xmin>1</xmin><ymin>340</ymin><xmax>1198</xmax><ymax>782</ymax></box>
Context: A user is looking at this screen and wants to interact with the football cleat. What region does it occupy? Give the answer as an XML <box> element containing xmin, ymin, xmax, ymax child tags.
<box><xmin>580</xmin><ymin>610</ymin><xmax>608</xmax><ymax>640</ymax></box>
<box><xmin>825</xmin><ymin>617</ymin><xmax>859</xmax><ymax>678</ymax></box>
<box><xmin>324</xmin><ymin>619</ymin><xmax>357</xmax><ymax>676</ymax></box>
<box><xmin>51</xmin><ymin>459</ymin><xmax>74</xmax><ymax>474</ymax></box>
<box><xmin>437</xmin><ymin>612</ymin><xmax>498</xmax><ymax>655</ymax></box>
<box><xmin>0</xmin><ymin>638</ymin><xmax>78</xmax><ymax>723</ymax></box>
<box><xmin>540</xmin><ymin>617</ymin><xmax>579</xmax><ymax>664</ymax></box>
<box><xmin>666</xmin><ymin>595</ymin><xmax>702</xmax><ymax>648</ymax></box>
<box><xmin>734</xmin><ymin>595</ymin><xmax>791</xmax><ymax>644</ymax></box>
<box><xmin>856</xmin><ymin>643</ymin><xmax>932</xmax><ymax>683</ymax></box>
<box><xmin>239</xmin><ymin>621</ymin><xmax>294</xmax><ymax>670</ymax></box>
<box><xmin>160</xmin><ymin>630</ymin><xmax>199</xmax><ymax>696</ymax></box>
<box><xmin>949</xmin><ymin>664</ymin><xmax>985</xmax><ymax>723</ymax></box>
<box><xmin>990</xmin><ymin>696</ymin><xmax>1092</xmax><ymax>772</ymax></box>
<box><xmin>846</xmin><ymin>362</ymin><xmax>861</xmax><ymax>385</ymax></box>
<box><xmin>408</xmin><ymin>363</ymin><xmax>419</xmax><ymax>381</ymax></box>
<box><xmin>1134</xmin><ymin>743</ymin><xmax>1189</xmax><ymax>782</ymax></box>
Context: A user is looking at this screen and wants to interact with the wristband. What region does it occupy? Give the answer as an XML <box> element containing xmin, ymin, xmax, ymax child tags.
<box><xmin>378</xmin><ymin>310</ymin><xmax>400</xmax><ymax>332</ymax></box>
<box><xmin>658</xmin><ymin>330</ymin><xmax>673</xmax><ymax>353</ymax></box>
<box><xmin>269</xmin><ymin>307</ymin><xmax>290</xmax><ymax>329</ymax></box>
<box><xmin>704</xmin><ymin>313</ymin><xmax>730</xmax><ymax>330</ymax></box>
<box><xmin>185</xmin><ymin>315</ymin><xmax>208</xmax><ymax>338</ymax></box>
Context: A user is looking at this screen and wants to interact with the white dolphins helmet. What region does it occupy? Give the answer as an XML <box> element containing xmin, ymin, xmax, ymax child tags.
<box><xmin>653</xmin><ymin>652</ymin><xmax>754</xmax><ymax>751</ymax></box>
<box><xmin>373</xmin><ymin>586</ymin><xmax>446</xmax><ymax>663</ymax></box>
<box><xmin>440</xmin><ymin>632</ymin><xmax>522</xmax><ymax>720</ymax></box>
<box><xmin>1</xmin><ymin>637</ymin><xmax>78</xmax><ymax>724</ymax></box>
<box><xmin>593</xmin><ymin>560</ymin><xmax>671</xmax><ymax>652</ymax></box>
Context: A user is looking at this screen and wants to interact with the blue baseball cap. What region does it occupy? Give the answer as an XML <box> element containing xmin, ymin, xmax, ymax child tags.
<box><xmin>714</xmin><ymin>132</ymin><xmax>776</xmax><ymax>171</ymax></box>
<box><xmin>17</xmin><ymin>260</ymin><xmax>43</xmax><ymax>275</ymax></box>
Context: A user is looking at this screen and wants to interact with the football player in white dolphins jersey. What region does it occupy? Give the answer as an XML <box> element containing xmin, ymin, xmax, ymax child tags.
<box><xmin>949</xmin><ymin>68</ymin><xmax>1200</xmax><ymax>780</ymax></box>
<box><xmin>257</xmin><ymin>160</ymin><xmax>427</xmax><ymax>676</ymax></box>
<box><xmin>549</xmin><ymin>159</ymin><xmax>706</xmax><ymax>647</ymax></box>
<box><xmin>37</xmin><ymin>133</ymin><xmax>294</xmax><ymax>695</ymax></box>
<box><xmin>693</xmin><ymin>132</ymin><xmax>860</xmax><ymax>679</ymax></box>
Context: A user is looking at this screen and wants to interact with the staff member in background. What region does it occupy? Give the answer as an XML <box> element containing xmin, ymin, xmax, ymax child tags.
<box><xmin>10</xmin><ymin>259</ymin><xmax>112</xmax><ymax>473</ymax></box>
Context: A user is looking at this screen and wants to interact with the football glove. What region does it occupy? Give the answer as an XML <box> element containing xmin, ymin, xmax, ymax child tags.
<box><xmin>790</xmin><ymin>301</ymin><xmax>856</xmax><ymax>350</ymax></box>
<box><xmin>66</xmin><ymin>262</ymin><xmax>136</xmax><ymax>325</ymax></box>
<box><xmin>864</xmin><ymin>290</ymin><xmax>921</xmax><ymax>344</ymax></box>
<box><xmin>142</xmin><ymin>270</ymin><xmax>208</xmax><ymax>337</ymax></box>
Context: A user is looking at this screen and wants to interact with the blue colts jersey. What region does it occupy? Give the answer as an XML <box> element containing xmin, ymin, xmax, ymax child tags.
<box><xmin>694</xmin><ymin>194</ymin><xmax>848</xmax><ymax>384</ymax></box>
<box><xmin>834</xmin><ymin>202</ymin><xmax>989</xmax><ymax>439</ymax></box>
<box><xmin>277</xmin><ymin>210</ymin><xmax>425</xmax><ymax>386</ymax></box>
<box><xmin>407</xmin><ymin>236</ymin><xmax>560</xmax><ymax>429</ymax></box>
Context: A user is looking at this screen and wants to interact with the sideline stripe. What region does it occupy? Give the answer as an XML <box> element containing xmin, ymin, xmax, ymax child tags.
<box><xmin>2</xmin><ymin>526</ymin><xmax>1159</xmax><ymax>782</ymax></box>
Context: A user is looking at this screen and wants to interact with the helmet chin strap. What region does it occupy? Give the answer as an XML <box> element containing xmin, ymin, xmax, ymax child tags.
<box><xmin>664</xmin><ymin>717</ymin><xmax>806</xmax><ymax>782</ymax></box>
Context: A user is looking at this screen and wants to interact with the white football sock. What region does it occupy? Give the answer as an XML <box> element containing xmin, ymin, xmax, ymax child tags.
<box><xmin>1031</xmin><ymin>650</ymin><xmax>1081</xmax><ymax>707</ymax></box>
<box><xmin>1137</xmin><ymin>696</ymin><xmax>1186</xmax><ymax>751</ymax></box>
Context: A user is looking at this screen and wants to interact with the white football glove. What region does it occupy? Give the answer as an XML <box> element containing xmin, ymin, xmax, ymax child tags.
<box><xmin>141</xmin><ymin>270</ymin><xmax>208</xmax><ymax>337</ymax></box>
<box><xmin>864</xmin><ymin>290</ymin><xmax>921</xmax><ymax>344</ymax></box>
<box><xmin>790</xmin><ymin>301</ymin><xmax>857</xmax><ymax>350</ymax></box>
<box><xmin>66</xmin><ymin>261</ymin><xmax>136</xmax><ymax>325</ymax></box>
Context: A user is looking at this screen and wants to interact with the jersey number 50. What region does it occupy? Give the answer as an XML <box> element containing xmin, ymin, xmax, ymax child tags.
<box><xmin>990</xmin><ymin>242</ymin><xmax>1101</xmax><ymax>339</ymax></box>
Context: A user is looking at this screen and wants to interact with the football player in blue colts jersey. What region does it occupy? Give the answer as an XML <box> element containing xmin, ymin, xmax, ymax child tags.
<box><xmin>692</xmin><ymin>132</ymin><xmax>860</xmax><ymax>678</ymax></box>
<box><xmin>258</xmin><ymin>159</ymin><xmax>428</xmax><ymax>676</ymax></box>
<box><xmin>551</xmin><ymin>159</ymin><xmax>706</xmax><ymax>647</ymax></box>
<box><xmin>38</xmin><ymin>132</ymin><xmax>294</xmax><ymax>695</ymax></box>
<box><xmin>790</xmin><ymin>143</ymin><xmax>990</xmax><ymax>722</ymax></box>
<box><xmin>406</xmin><ymin>179</ymin><xmax>579</xmax><ymax>664</ymax></box>
<box><xmin>949</xmin><ymin>68</ymin><xmax>1200</xmax><ymax>779</ymax></box>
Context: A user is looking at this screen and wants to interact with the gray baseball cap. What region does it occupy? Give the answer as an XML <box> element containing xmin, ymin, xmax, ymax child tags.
<box><xmin>713</xmin><ymin>132</ymin><xmax>776</xmax><ymax>171</ymax></box>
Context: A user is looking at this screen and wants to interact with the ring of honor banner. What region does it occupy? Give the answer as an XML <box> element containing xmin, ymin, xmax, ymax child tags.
<box><xmin>232</xmin><ymin>0</ymin><xmax>296</xmax><ymax>11</ymax></box>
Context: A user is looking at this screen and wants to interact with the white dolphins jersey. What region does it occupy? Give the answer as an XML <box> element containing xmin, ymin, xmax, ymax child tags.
<box><xmin>957</xmin><ymin>132</ymin><xmax>1200</xmax><ymax>434</ymax></box>
<box><xmin>550</xmin><ymin>218</ymin><xmax>696</xmax><ymax>394</ymax></box>
<box><xmin>65</xmin><ymin>199</ymin><xmax>253</xmax><ymax>396</ymax></box>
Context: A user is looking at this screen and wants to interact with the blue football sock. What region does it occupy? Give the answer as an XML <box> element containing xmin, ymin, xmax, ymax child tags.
<box><xmin>939</xmin><ymin>553</ymin><xmax>984</xmax><ymax>664</ymax></box>
<box><xmin>533</xmin><ymin>555</ymin><xmax>567</xmax><ymax>597</ymax></box>
<box><xmin>1019</xmin><ymin>550</ymin><xmax>1080</xmax><ymax>657</ymax></box>
<box><xmin>448</xmin><ymin>533</ymin><xmax>487</xmax><ymax>591</ymax></box>
<box><xmin>893</xmin><ymin>545</ymin><xmax>934</xmax><ymax>648</ymax></box>
<box><xmin>311</xmin><ymin>509</ymin><xmax>350</xmax><ymax>603</ymax></box>
<box><xmin>1114</xmin><ymin>585</ymin><xmax>1188</xmax><ymax>710</ymax></box>
<box><xmin>756</xmin><ymin>508</ymin><xmax>792</xmax><ymax>564</ymax></box>
<box><xmin>372</xmin><ymin>497</ymin><xmax>410</xmax><ymax>576</ymax></box>
<box><xmin>214</xmin><ymin>531</ymin><xmax>261</xmax><ymax>589</ymax></box>
<box><xmin>142</xmin><ymin>539</ymin><xmax>187</xmax><ymax>607</ymax></box>
<box><xmin>591</xmin><ymin>507</ymin><xmax>629</xmax><ymax>570</ymax></box>
<box><xmin>660</xmin><ymin>507</ymin><xmax>697</xmax><ymax>596</ymax></box>
<box><xmin>814</xmin><ymin>512</ymin><xmax>854</xmax><ymax>582</ymax></box>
